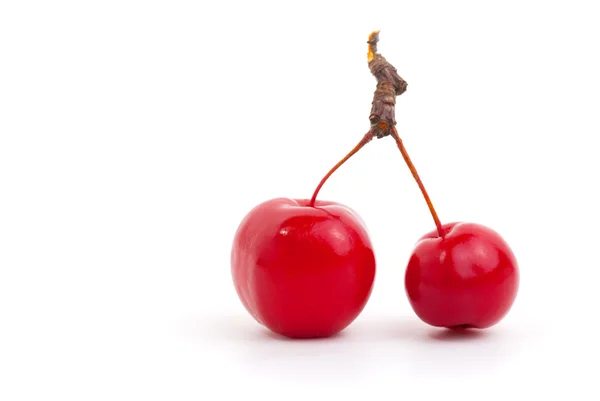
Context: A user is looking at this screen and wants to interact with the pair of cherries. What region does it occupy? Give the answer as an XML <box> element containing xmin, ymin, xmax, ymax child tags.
<box><xmin>230</xmin><ymin>32</ymin><xmax>519</xmax><ymax>339</ymax></box>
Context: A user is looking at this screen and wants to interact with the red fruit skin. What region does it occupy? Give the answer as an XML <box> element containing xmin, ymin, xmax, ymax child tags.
<box><xmin>405</xmin><ymin>222</ymin><xmax>519</xmax><ymax>329</ymax></box>
<box><xmin>231</xmin><ymin>198</ymin><xmax>376</xmax><ymax>339</ymax></box>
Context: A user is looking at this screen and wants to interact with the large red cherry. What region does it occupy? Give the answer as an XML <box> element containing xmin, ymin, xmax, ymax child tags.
<box><xmin>231</xmin><ymin>198</ymin><xmax>376</xmax><ymax>339</ymax></box>
<box><xmin>405</xmin><ymin>222</ymin><xmax>519</xmax><ymax>329</ymax></box>
<box><xmin>231</xmin><ymin>112</ymin><xmax>378</xmax><ymax>339</ymax></box>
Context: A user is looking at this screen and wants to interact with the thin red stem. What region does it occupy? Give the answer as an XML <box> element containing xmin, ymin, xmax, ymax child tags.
<box><xmin>309</xmin><ymin>133</ymin><xmax>373</xmax><ymax>207</ymax></box>
<box><xmin>391</xmin><ymin>128</ymin><xmax>444</xmax><ymax>237</ymax></box>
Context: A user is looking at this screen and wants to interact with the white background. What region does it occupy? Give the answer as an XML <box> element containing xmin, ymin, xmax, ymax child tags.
<box><xmin>1</xmin><ymin>1</ymin><xmax>599</xmax><ymax>399</ymax></box>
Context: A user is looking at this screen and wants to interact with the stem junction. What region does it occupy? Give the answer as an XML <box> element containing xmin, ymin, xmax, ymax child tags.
<box><xmin>309</xmin><ymin>31</ymin><xmax>444</xmax><ymax>237</ymax></box>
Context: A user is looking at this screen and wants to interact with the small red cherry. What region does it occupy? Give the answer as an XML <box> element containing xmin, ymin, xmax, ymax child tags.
<box><xmin>388</xmin><ymin>124</ymin><xmax>519</xmax><ymax>329</ymax></box>
<box><xmin>385</xmin><ymin>106</ymin><xmax>520</xmax><ymax>330</ymax></box>
<box><xmin>231</xmin><ymin>198</ymin><xmax>375</xmax><ymax>339</ymax></box>
<box><xmin>405</xmin><ymin>222</ymin><xmax>519</xmax><ymax>329</ymax></box>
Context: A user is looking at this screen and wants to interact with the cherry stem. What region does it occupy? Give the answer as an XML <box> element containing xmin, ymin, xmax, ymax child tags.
<box><xmin>309</xmin><ymin>133</ymin><xmax>373</xmax><ymax>207</ymax></box>
<box><xmin>391</xmin><ymin>128</ymin><xmax>445</xmax><ymax>238</ymax></box>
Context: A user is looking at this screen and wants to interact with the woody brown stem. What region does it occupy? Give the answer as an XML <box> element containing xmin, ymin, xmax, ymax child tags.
<box><xmin>366</xmin><ymin>31</ymin><xmax>407</xmax><ymax>139</ymax></box>
<box><xmin>309</xmin><ymin>31</ymin><xmax>410</xmax><ymax>207</ymax></box>
<box><xmin>309</xmin><ymin>31</ymin><xmax>443</xmax><ymax>236</ymax></box>
<box><xmin>368</xmin><ymin>31</ymin><xmax>444</xmax><ymax>237</ymax></box>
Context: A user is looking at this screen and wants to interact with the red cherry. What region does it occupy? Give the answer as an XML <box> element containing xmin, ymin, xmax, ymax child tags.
<box><xmin>231</xmin><ymin>198</ymin><xmax>375</xmax><ymax>339</ymax></box>
<box><xmin>387</xmin><ymin>124</ymin><xmax>520</xmax><ymax>329</ymax></box>
<box><xmin>231</xmin><ymin>111</ymin><xmax>376</xmax><ymax>339</ymax></box>
<box><xmin>405</xmin><ymin>222</ymin><xmax>519</xmax><ymax>329</ymax></box>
